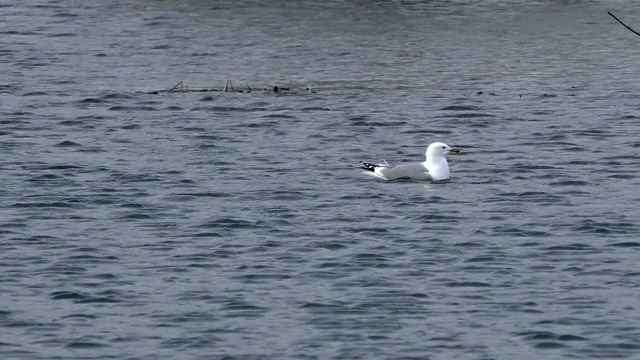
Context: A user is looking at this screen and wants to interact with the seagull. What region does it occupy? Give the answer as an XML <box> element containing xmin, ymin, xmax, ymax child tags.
<box><xmin>361</xmin><ymin>142</ymin><xmax>460</xmax><ymax>181</ymax></box>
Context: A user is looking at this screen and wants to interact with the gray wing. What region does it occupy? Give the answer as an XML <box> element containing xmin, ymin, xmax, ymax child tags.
<box><xmin>379</xmin><ymin>162</ymin><xmax>432</xmax><ymax>181</ymax></box>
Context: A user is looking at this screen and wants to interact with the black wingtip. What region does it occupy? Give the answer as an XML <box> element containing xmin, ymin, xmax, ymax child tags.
<box><xmin>360</xmin><ymin>161</ymin><xmax>376</xmax><ymax>172</ymax></box>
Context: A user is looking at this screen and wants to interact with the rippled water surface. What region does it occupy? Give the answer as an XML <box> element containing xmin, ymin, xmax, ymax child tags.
<box><xmin>2</xmin><ymin>1</ymin><xmax>640</xmax><ymax>359</ymax></box>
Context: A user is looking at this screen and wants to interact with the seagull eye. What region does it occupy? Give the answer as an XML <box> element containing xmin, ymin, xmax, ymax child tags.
<box><xmin>442</xmin><ymin>146</ymin><xmax>446</xmax><ymax>149</ymax></box>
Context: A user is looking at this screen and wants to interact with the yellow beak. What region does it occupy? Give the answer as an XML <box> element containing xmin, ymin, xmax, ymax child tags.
<box><xmin>449</xmin><ymin>148</ymin><xmax>461</xmax><ymax>153</ymax></box>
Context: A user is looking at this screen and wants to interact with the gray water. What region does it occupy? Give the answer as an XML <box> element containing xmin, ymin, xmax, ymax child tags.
<box><xmin>2</xmin><ymin>0</ymin><xmax>640</xmax><ymax>359</ymax></box>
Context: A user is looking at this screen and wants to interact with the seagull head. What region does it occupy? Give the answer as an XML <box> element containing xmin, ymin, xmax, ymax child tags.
<box><xmin>426</xmin><ymin>142</ymin><xmax>461</xmax><ymax>160</ymax></box>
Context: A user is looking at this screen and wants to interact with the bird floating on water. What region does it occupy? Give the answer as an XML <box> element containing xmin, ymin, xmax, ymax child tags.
<box><xmin>361</xmin><ymin>142</ymin><xmax>460</xmax><ymax>181</ymax></box>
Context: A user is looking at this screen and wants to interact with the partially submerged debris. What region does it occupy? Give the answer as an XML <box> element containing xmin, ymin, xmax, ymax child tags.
<box><xmin>146</xmin><ymin>79</ymin><xmax>316</xmax><ymax>95</ymax></box>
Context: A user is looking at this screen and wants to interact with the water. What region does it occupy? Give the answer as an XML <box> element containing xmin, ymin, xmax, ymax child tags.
<box><xmin>1</xmin><ymin>0</ymin><xmax>640</xmax><ymax>359</ymax></box>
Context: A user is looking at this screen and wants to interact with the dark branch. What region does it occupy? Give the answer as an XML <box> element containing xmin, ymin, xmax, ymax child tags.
<box><xmin>608</xmin><ymin>11</ymin><xmax>640</xmax><ymax>37</ymax></box>
<box><xmin>169</xmin><ymin>80</ymin><xmax>184</xmax><ymax>91</ymax></box>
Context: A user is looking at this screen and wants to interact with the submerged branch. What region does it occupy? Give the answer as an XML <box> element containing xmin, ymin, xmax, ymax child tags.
<box><xmin>608</xmin><ymin>11</ymin><xmax>640</xmax><ymax>37</ymax></box>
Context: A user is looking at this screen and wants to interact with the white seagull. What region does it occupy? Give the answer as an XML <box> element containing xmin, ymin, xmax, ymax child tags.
<box><xmin>361</xmin><ymin>142</ymin><xmax>460</xmax><ymax>181</ymax></box>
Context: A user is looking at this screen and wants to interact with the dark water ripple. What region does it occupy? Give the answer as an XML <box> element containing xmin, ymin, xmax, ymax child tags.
<box><xmin>2</xmin><ymin>0</ymin><xmax>640</xmax><ymax>359</ymax></box>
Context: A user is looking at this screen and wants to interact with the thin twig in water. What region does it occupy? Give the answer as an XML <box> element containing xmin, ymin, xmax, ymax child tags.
<box><xmin>169</xmin><ymin>80</ymin><xmax>184</xmax><ymax>92</ymax></box>
<box><xmin>223</xmin><ymin>78</ymin><xmax>234</xmax><ymax>92</ymax></box>
<box><xmin>608</xmin><ymin>11</ymin><xmax>640</xmax><ymax>37</ymax></box>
